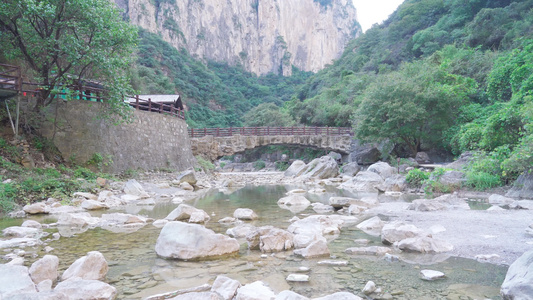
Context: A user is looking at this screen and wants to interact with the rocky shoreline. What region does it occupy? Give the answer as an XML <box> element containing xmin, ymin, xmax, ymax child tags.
<box><xmin>1</xmin><ymin>158</ymin><xmax>532</xmax><ymax>299</ymax></box>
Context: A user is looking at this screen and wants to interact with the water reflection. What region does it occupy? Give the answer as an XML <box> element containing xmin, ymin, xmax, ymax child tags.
<box><xmin>0</xmin><ymin>185</ymin><xmax>506</xmax><ymax>299</ymax></box>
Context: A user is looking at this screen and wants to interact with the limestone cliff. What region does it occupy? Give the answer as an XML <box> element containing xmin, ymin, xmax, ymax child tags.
<box><xmin>116</xmin><ymin>0</ymin><xmax>360</xmax><ymax>75</ymax></box>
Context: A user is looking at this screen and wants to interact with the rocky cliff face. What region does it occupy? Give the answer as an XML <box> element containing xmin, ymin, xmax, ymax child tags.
<box><xmin>116</xmin><ymin>0</ymin><xmax>359</xmax><ymax>75</ymax></box>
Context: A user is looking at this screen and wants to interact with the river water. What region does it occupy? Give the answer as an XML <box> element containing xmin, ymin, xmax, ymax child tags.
<box><xmin>1</xmin><ymin>185</ymin><xmax>506</xmax><ymax>299</ymax></box>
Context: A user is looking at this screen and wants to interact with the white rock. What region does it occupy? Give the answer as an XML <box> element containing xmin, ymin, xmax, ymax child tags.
<box><xmin>226</xmin><ymin>224</ymin><xmax>256</xmax><ymax>238</ymax></box>
<box><xmin>155</xmin><ymin>221</ymin><xmax>240</xmax><ymax>260</ymax></box>
<box><xmin>233</xmin><ymin>208</ymin><xmax>258</xmax><ymax>220</ymax></box>
<box><xmin>23</xmin><ymin>202</ymin><xmax>50</xmax><ymax>214</ymax></box>
<box><xmin>21</xmin><ymin>220</ymin><xmax>42</xmax><ymax>229</ymax></box>
<box><xmin>2</xmin><ymin>226</ymin><xmax>41</xmax><ymax>238</ymax></box>
<box><xmin>356</xmin><ymin>216</ymin><xmax>385</xmax><ymax>236</ymax></box>
<box><xmin>286</xmin><ymin>189</ymin><xmax>307</xmax><ymax>195</ymax></box>
<box><xmin>501</xmin><ymin>249</ymin><xmax>533</xmax><ymax>299</ymax></box>
<box><xmin>36</xmin><ymin>279</ymin><xmax>53</xmax><ymax>292</ymax></box>
<box><xmin>211</xmin><ymin>275</ymin><xmax>241</xmax><ymax>300</ymax></box>
<box><xmin>397</xmin><ymin>237</ymin><xmax>454</xmax><ymax>253</ymax></box>
<box><xmin>362</xmin><ymin>281</ymin><xmax>376</xmax><ymax>295</ymax></box>
<box><xmin>286</xmin><ymin>274</ymin><xmax>309</xmax><ymax>282</ymax></box>
<box><xmin>0</xmin><ymin>237</ymin><xmax>41</xmax><ymax>248</ymax></box>
<box><xmin>0</xmin><ymin>264</ymin><xmax>37</xmax><ymax>297</ymax></box>
<box><xmin>81</xmin><ymin>200</ymin><xmax>109</xmax><ymax>210</ymax></box>
<box><xmin>293</xmin><ymin>239</ymin><xmax>330</xmax><ymax>258</ymax></box>
<box><xmin>124</xmin><ymin>179</ymin><xmax>150</xmax><ymax>198</ymax></box>
<box><xmin>153</xmin><ymin>219</ymin><xmax>169</xmax><ymax>228</ymax></box>
<box><xmin>73</xmin><ymin>192</ymin><xmax>98</xmax><ymax>200</ymax></box>
<box><xmin>381</xmin><ymin>221</ymin><xmax>425</xmax><ymax>245</ymax></box>
<box><xmin>276</xmin><ymin>290</ymin><xmax>310</xmax><ymax>300</ymax></box>
<box><xmin>180</xmin><ymin>182</ymin><xmax>194</xmax><ymax>191</ymax></box>
<box><xmin>345</xmin><ymin>246</ymin><xmax>392</xmax><ymax>256</ymax></box>
<box><xmin>310</xmin><ymin>203</ymin><xmax>333</xmax><ymax>214</ymax></box>
<box><xmin>29</xmin><ymin>255</ymin><xmax>59</xmax><ymax>284</ymax></box>
<box><xmin>61</xmin><ymin>251</ymin><xmax>109</xmax><ymax>281</ymax></box>
<box><xmin>317</xmin><ymin>260</ymin><xmax>348</xmax><ymax>266</ymax></box>
<box><xmin>236</xmin><ymin>281</ymin><xmax>276</xmax><ymax>300</ymax></box>
<box><xmin>420</xmin><ymin>269</ymin><xmax>445</xmax><ymax>281</ymax></box>
<box><xmin>312</xmin><ymin>292</ymin><xmax>363</xmax><ymax>300</ymax></box>
<box><xmin>57</xmin><ymin>212</ymin><xmax>99</xmax><ymax>227</ymax></box>
<box><xmin>54</xmin><ymin>279</ymin><xmax>116</xmax><ymax>299</ymax></box>
<box><xmin>488</xmin><ymin>194</ymin><xmax>515</xmax><ymax>206</ymax></box>
<box><xmin>165</xmin><ymin>204</ymin><xmax>210</xmax><ymax>223</ymax></box>
<box><xmin>246</xmin><ymin>226</ymin><xmax>294</xmax><ymax>252</ymax></box>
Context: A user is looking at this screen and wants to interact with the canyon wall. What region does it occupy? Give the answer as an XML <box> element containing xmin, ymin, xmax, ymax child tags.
<box><xmin>116</xmin><ymin>0</ymin><xmax>360</xmax><ymax>75</ymax></box>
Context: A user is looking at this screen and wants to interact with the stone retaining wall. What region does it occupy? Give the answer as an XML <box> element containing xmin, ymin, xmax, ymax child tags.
<box><xmin>37</xmin><ymin>100</ymin><xmax>194</xmax><ymax>173</ymax></box>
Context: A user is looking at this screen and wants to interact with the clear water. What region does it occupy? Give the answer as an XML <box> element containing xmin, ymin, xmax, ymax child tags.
<box><xmin>0</xmin><ymin>185</ymin><xmax>506</xmax><ymax>299</ymax></box>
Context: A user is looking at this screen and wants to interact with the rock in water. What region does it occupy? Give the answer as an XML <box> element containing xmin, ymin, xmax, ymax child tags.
<box><xmin>420</xmin><ymin>270</ymin><xmax>445</xmax><ymax>281</ymax></box>
<box><xmin>155</xmin><ymin>221</ymin><xmax>240</xmax><ymax>260</ymax></box>
<box><xmin>61</xmin><ymin>251</ymin><xmax>109</xmax><ymax>281</ymax></box>
<box><xmin>501</xmin><ymin>250</ymin><xmax>533</xmax><ymax>299</ymax></box>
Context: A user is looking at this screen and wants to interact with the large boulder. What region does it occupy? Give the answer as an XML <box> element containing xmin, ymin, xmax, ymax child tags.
<box><xmin>176</xmin><ymin>170</ymin><xmax>198</xmax><ymax>185</ymax></box>
<box><xmin>155</xmin><ymin>221</ymin><xmax>240</xmax><ymax>260</ymax></box>
<box><xmin>381</xmin><ymin>221</ymin><xmax>425</xmax><ymax>245</ymax></box>
<box><xmin>377</xmin><ymin>175</ymin><xmax>407</xmax><ymax>192</ymax></box>
<box><xmin>277</xmin><ymin>195</ymin><xmax>311</xmax><ymax>210</ymax></box>
<box><xmin>61</xmin><ymin>251</ymin><xmax>109</xmax><ymax>281</ymax></box>
<box><xmin>300</xmin><ymin>156</ymin><xmax>339</xmax><ymax>179</ymax></box>
<box><xmin>123</xmin><ymin>179</ymin><xmax>149</xmax><ymax>198</ymax></box>
<box><xmin>2</xmin><ymin>226</ymin><xmax>41</xmax><ymax>238</ymax></box>
<box><xmin>0</xmin><ymin>264</ymin><xmax>37</xmax><ymax>297</ymax></box>
<box><xmin>29</xmin><ymin>255</ymin><xmax>59</xmax><ymax>284</ymax></box>
<box><xmin>246</xmin><ymin>226</ymin><xmax>294</xmax><ymax>252</ymax></box>
<box><xmin>437</xmin><ymin>171</ymin><xmax>466</xmax><ymax>190</ymax></box>
<box><xmin>165</xmin><ymin>204</ymin><xmax>210</xmax><ymax>224</ymax></box>
<box><xmin>356</xmin><ymin>216</ymin><xmax>385</xmax><ymax>236</ymax></box>
<box><xmin>348</xmin><ymin>140</ymin><xmax>382</xmax><ymax>165</ymax></box>
<box><xmin>501</xmin><ymin>250</ymin><xmax>533</xmax><ymax>299</ymax></box>
<box><xmin>81</xmin><ymin>200</ymin><xmax>109</xmax><ymax>210</ymax></box>
<box><xmin>367</xmin><ymin>162</ymin><xmax>397</xmax><ymax>179</ymax></box>
<box><xmin>23</xmin><ymin>202</ymin><xmax>50</xmax><ymax>214</ymax></box>
<box><xmin>56</xmin><ymin>212</ymin><xmax>99</xmax><ymax>228</ymax></box>
<box><xmin>339</xmin><ymin>171</ymin><xmax>384</xmax><ymax>192</ymax></box>
<box><xmin>293</xmin><ymin>239</ymin><xmax>330</xmax><ymax>258</ymax></box>
<box><xmin>445</xmin><ymin>152</ymin><xmax>473</xmax><ymax>171</ymax></box>
<box><xmin>397</xmin><ymin>236</ymin><xmax>454</xmax><ymax>253</ymax></box>
<box><xmin>415</xmin><ymin>152</ymin><xmax>432</xmax><ymax>164</ymax></box>
<box><xmin>340</xmin><ymin>162</ymin><xmax>361</xmax><ymax>177</ymax></box>
<box><xmin>506</xmin><ymin>171</ymin><xmax>533</xmax><ymax>199</ymax></box>
<box><xmin>284</xmin><ymin>160</ymin><xmax>307</xmax><ymax>177</ymax></box>
<box><xmin>54</xmin><ymin>279</ymin><xmax>116</xmax><ymax>300</ymax></box>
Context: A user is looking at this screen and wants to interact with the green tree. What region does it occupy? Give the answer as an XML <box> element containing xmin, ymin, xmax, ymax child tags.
<box><xmin>353</xmin><ymin>59</ymin><xmax>476</xmax><ymax>156</ymax></box>
<box><xmin>0</xmin><ymin>0</ymin><xmax>138</xmax><ymax>118</ymax></box>
<box><xmin>243</xmin><ymin>103</ymin><xmax>295</xmax><ymax>127</ymax></box>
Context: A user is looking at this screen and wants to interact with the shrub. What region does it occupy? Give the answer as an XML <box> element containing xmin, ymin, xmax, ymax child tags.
<box><xmin>405</xmin><ymin>168</ymin><xmax>429</xmax><ymax>187</ymax></box>
<box><xmin>253</xmin><ymin>160</ymin><xmax>266</xmax><ymax>170</ymax></box>
<box><xmin>195</xmin><ymin>156</ymin><xmax>215</xmax><ymax>172</ymax></box>
<box><xmin>465</xmin><ymin>171</ymin><xmax>502</xmax><ymax>190</ymax></box>
<box><xmin>73</xmin><ymin>167</ymin><xmax>97</xmax><ymax>180</ymax></box>
<box><xmin>275</xmin><ymin>161</ymin><xmax>289</xmax><ymax>171</ymax></box>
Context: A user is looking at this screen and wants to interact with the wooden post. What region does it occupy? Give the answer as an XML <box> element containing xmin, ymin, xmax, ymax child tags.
<box><xmin>148</xmin><ymin>98</ymin><xmax>152</xmax><ymax>112</ymax></box>
<box><xmin>216</xmin><ymin>127</ymin><xmax>220</xmax><ymax>137</ymax></box>
<box><xmin>204</xmin><ymin>128</ymin><xmax>207</xmax><ymax>137</ymax></box>
<box><xmin>267</xmin><ymin>126</ymin><xmax>270</xmax><ymax>136</ymax></box>
<box><xmin>136</xmin><ymin>95</ymin><xmax>139</xmax><ymax>110</ymax></box>
<box><xmin>191</xmin><ymin>128</ymin><xmax>194</xmax><ymax>137</ymax></box>
<box><xmin>159</xmin><ymin>103</ymin><xmax>163</xmax><ymax>114</ymax></box>
<box><xmin>230</xmin><ymin>127</ymin><xmax>233</xmax><ymax>137</ymax></box>
<box><xmin>327</xmin><ymin>126</ymin><xmax>329</xmax><ymax>135</ymax></box>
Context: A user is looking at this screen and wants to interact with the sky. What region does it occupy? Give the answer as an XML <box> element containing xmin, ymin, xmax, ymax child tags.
<box><xmin>352</xmin><ymin>0</ymin><xmax>405</xmax><ymax>32</ymax></box>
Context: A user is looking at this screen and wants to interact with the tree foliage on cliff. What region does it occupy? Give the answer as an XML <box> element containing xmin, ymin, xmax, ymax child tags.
<box><xmin>0</xmin><ymin>0</ymin><xmax>138</xmax><ymax>118</ymax></box>
<box><xmin>133</xmin><ymin>30</ymin><xmax>311</xmax><ymax>128</ymax></box>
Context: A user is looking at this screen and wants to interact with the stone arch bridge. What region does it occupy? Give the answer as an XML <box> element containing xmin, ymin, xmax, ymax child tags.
<box><xmin>189</xmin><ymin>127</ymin><xmax>354</xmax><ymax>161</ymax></box>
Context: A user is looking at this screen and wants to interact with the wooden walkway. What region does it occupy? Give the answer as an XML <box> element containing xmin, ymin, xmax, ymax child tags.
<box><xmin>0</xmin><ymin>64</ymin><xmax>184</xmax><ymax>119</ymax></box>
<box><xmin>188</xmin><ymin>126</ymin><xmax>354</xmax><ymax>138</ymax></box>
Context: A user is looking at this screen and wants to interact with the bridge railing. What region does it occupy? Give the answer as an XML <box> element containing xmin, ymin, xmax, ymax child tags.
<box><xmin>188</xmin><ymin>126</ymin><xmax>354</xmax><ymax>138</ymax></box>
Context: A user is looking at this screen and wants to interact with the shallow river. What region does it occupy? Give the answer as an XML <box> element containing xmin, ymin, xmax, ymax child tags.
<box><xmin>1</xmin><ymin>185</ymin><xmax>507</xmax><ymax>299</ymax></box>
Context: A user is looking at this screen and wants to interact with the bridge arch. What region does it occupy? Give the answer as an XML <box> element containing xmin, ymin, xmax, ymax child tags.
<box><xmin>189</xmin><ymin>127</ymin><xmax>353</xmax><ymax>161</ymax></box>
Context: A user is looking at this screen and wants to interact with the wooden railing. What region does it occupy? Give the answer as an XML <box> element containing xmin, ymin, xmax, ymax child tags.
<box><xmin>188</xmin><ymin>126</ymin><xmax>354</xmax><ymax>138</ymax></box>
<box><xmin>127</xmin><ymin>95</ymin><xmax>185</xmax><ymax>119</ymax></box>
<box><xmin>0</xmin><ymin>64</ymin><xmax>22</xmax><ymax>92</ymax></box>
